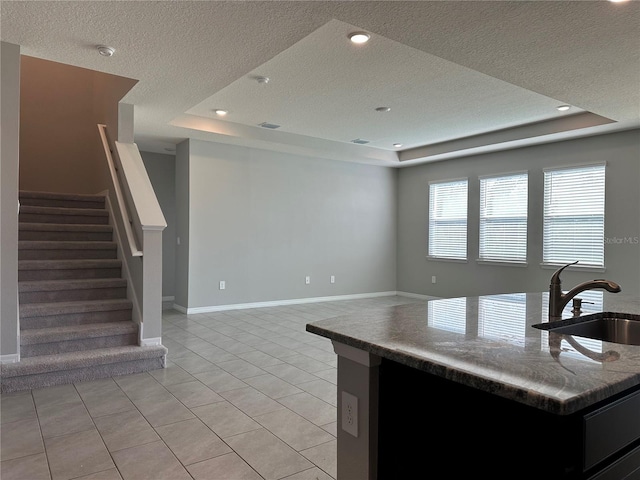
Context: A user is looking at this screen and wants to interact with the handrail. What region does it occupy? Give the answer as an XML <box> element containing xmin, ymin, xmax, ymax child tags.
<box><xmin>98</xmin><ymin>124</ymin><xmax>142</xmax><ymax>256</ymax></box>
<box><xmin>114</xmin><ymin>142</ymin><xmax>167</xmax><ymax>231</ymax></box>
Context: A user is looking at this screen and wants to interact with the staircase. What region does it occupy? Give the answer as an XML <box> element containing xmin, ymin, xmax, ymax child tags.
<box><xmin>0</xmin><ymin>191</ymin><xmax>167</xmax><ymax>393</ymax></box>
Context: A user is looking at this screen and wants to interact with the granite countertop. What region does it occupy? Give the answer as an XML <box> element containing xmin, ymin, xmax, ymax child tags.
<box><xmin>306</xmin><ymin>292</ymin><xmax>640</xmax><ymax>415</ymax></box>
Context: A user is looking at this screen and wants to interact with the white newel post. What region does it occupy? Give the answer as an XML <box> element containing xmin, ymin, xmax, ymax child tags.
<box><xmin>141</xmin><ymin>228</ymin><xmax>163</xmax><ymax>345</ymax></box>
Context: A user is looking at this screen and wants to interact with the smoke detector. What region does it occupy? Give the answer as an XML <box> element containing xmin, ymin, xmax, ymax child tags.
<box><xmin>97</xmin><ymin>45</ymin><xmax>115</xmax><ymax>57</ymax></box>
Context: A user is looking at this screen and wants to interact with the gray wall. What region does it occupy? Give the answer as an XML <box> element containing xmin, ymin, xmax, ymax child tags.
<box><xmin>397</xmin><ymin>129</ymin><xmax>640</xmax><ymax>299</ymax></box>
<box><xmin>141</xmin><ymin>151</ymin><xmax>176</xmax><ymax>299</ymax></box>
<box><xmin>174</xmin><ymin>140</ymin><xmax>191</xmax><ymax>308</ymax></box>
<box><xmin>1</xmin><ymin>42</ymin><xmax>21</xmax><ymax>360</ymax></box>
<box><xmin>179</xmin><ymin>139</ymin><xmax>398</xmax><ymax>310</ymax></box>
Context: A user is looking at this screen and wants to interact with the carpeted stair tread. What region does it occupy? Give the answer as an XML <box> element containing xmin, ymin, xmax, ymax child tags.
<box><xmin>18</xmin><ymin>241</ymin><xmax>118</xmax><ymax>260</ymax></box>
<box><xmin>6</xmin><ymin>189</ymin><xmax>168</xmax><ymax>393</ymax></box>
<box><xmin>0</xmin><ymin>345</ymin><xmax>168</xmax><ymax>378</ymax></box>
<box><xmin>21</xmin><ymin>322</ymin><xmax>138</xmax><ymax>345</ymax></box>
<box><xmin>19</xmin><ymin>205</ymin><xmax>109</xmax><ymax>217</ymax></box>
<box><xmin>19</xmin><ymin>277</ymin><xmax>127</xmax><ymax>292</ymax></box>
<box><xmin>20</xmin><ymin>299</ymin><xmax>133</xmax><ymax>318</ymax></box>
<box><xmin>19</xmin><ymin>258</ymin><xmax>122</xmax><ymax>270</ymax></box>
<box><xmin>19</xmin><ymin>223</ymin><xmax>114</xmax><ymax>242</ymax></box>
<box><xmin>19</xmin><ymin>190</ymin><xmax>106</xmax><ymax>203</ymax></box>
<box><xmin>20</xmin><ymin>223</ymin><xmax>113</xmax><ymax>233</ymax></box>
<box><xmin>19</xmin><ymin>241</ymin><xmax>117</xmax><ymax>251</ymax></box>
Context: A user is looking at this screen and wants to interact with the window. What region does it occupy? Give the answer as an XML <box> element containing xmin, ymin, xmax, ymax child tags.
<box><xmin>479</xmin><ymin>173</ymin><xmax>528</xmax><ymax>263</ymax></box>
<box><xmin>543</xmin><ymin>164</ymin><xmax>605</xmax><ymax>267</ymax></box>
<box><xmin>428</xmin><ymin>297</ymin><xmax>467</xmax><ymax>333</ymax></box>
<box><xmin>478</xmin><ymin>293</ymin><xmax>527</xmax><ymax>346</ymax></box>
<box><xmin>428</xmin><ymin>179</ymin><xmax>468</xmax><ymax>260</ymax></box>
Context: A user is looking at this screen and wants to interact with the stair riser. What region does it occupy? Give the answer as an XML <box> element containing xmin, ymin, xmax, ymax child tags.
<box><xmin>0</xmin><ymin>356</ymin><xmax>165</xmax><ymax>393</ymax></box>
<box><xmin>19</xmin><ymin>231</ymin><xmax>113</xmax><ymax>242</ymax></box>
<box><xmin>20</xmin><ymin>198</ymin><xmax>105</xmax><ymax>210</ymax></box>
<box><xmin>20</xmin><ymin>287</ymin><xmax>127</xmax><ymax>304</ymax></box>
<box><xmin>20</xmin><ymin>309</ymin><xmax>132</xmax><ymax>329</ymax></box>
<box><xmin>19</xmin><ymin>213</ymin><xmax>109</xmax><ymax>225</ymax></box>
<box><xmin>22</xmin><ymin>333</ymin><xmax>138</xmax><ymax>358</ymax></box>
<box><xmin>19</xmin><ymin>249</ymin><xmax>117</xmax><ymax>261</ymax></box>
<box><xmin>19</xmin><ymin>267</ymin><xmax>121</xmax><ymax>282</ymax></box>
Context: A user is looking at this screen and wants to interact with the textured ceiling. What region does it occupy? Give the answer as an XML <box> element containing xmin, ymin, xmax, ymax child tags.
<box><xmin>2</xmin><ymin>1</ymin><xmax>639</xmax><ymax>166</ymax></box>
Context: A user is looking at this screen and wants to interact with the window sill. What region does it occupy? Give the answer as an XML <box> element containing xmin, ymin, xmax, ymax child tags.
<box><xmin>426</xmin><ymin>256</ymin><xmax>468</xmax><ymax>264</ymax></box>
<box><xmin>476</xmin><ymin>259</ymin><xmax>528</xmax><ymax>268</ymax></box>
<box><xmin>540</xmin><ymin>263</ymin><xmax>606</xmax><ymax>273</ymax></box>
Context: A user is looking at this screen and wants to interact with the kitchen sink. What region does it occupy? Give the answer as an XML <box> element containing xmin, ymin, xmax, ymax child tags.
<box><xmin>532</xmin><ymin>313</ymin><xmax>640</xmax><ymax>346</ymax></box>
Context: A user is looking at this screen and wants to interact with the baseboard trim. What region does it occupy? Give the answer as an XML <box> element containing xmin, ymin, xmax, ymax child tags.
<box><xmin>0</xmin><ymin>353</ymin><xmax>20</xmax><ymax>364</ymax></box>
<box><xmin>172</xmin><ymin>304</ymin><xmax>188</xmax><ymax>313</ymax></box>
<box><xmin>162</xmin><ymin>296</ymin><xmax>175</xmax><ymax>302</ymax></box>
<box><xmin>396</xmin><ymin>291</ymin><xmax>441</xmax><ymax>301</ymax></box>
<box><xmin>140</xmin><ymin>337</ymin><xmax>163</xmax><ymax>347</ymax></box>
<box><xmin>176</xmin><ymin>291</ymin><xmax>399</xmax><ymax>314</ymax></box>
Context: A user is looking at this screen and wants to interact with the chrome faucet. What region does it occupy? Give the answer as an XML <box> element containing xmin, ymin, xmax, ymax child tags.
<box><xmin>548</xmin><ymin>261</ymin><xmax>622</xmax><ymax>320</ymax></box>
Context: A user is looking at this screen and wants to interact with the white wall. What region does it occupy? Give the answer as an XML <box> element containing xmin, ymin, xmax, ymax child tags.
<box><xmin>141</xmin><ymin>151</ymin><xmax>176</xmax><ymax>299</ymax></box>
<box><xmin>177</xmin><ymin>139</ymin><xmax>398</xmax><ymax>310</ymax></box>
<box><xmin>1</xmin><ymin>42</ymin><xmax>21</xmax><ymax>360</ymax></box>
<box><xmin>397</xmin><ymin>129</ymin><xmax>640</xmax><ymax>299</ymax></box>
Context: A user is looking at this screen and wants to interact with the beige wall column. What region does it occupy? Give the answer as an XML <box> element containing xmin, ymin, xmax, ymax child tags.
<box><xmin>333</xmin><ymin>342</ymin><xmax>381</xmax><ymax>480</ymax></box>
<box><xmin>1</xmin><ymin>42</ymin><xmax>21</xmax><ymax>363</ymax></box>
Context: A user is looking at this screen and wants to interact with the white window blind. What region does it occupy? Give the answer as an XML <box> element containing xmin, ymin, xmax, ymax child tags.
<box><xmin>479</xmin><ymin>173</ymin><xmax>528</xmax><ymax>263</ymax></box>
<box><xmin>478</xmin><ymin>294</ymin><xmax>527</xmax><ymax>346</ymax></box>
<box><xmin>428</xmin><ymin>297</ymin><xmax>467</xmax><ymax>333</ymax></box>
<box><xmin>428</xmin><ymin>179</ymin><xmax>468</xmax><ymax>260</ymax></box>
<box><xmin>543</xmin><ymin>164</ymin><xmax>605</xmax><ymax>267</ymax></box>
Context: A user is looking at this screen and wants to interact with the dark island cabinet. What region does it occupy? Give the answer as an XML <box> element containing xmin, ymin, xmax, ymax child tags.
<box><xmin>377</xmin><ymin>359</ymin><xmax>640</xmax><ymax>480</ymax></box>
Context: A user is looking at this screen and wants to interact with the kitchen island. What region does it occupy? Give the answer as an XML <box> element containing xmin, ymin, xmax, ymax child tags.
<box><xmin>306</xmin><ymin>292</ymin><xmax>640</xmax><ymax>480</ymax></box>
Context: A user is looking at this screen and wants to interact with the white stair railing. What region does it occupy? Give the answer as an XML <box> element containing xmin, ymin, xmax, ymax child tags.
<box><xmin>98</xmin><ymin>124</ymin><xmax>166</xmax><ymax>346</ymax></box>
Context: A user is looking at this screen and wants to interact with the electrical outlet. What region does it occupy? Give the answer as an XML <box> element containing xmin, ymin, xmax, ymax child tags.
<box><xmin>305</xmin><ymin>276</ymin><xmax>311</xmax><ymax>285</ymax></box>
<box><xmin>341</xmin><ymin>391</ymin><xmax>358</xmax><ymax>437</ymax></box>
<box><xmin>219</xmin><ymin>281</ymin><xmax>226</xmax><ymax>290</ymax></box>
<box><xmin>330</xmin><ymin>275</ymin><xmax>335</xmax><ymax>284</ymax></box>
<box><xmin>432</xmin><ymin>276</ymin><xmax>437</xmax><ymax>284</ymax></box>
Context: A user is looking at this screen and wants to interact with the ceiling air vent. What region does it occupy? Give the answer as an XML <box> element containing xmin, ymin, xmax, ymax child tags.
<box><xmin>351</xmin><ymin>138</ymin><xmax>369</xmax><ymax>145</ymax></box>
<box><xmin>259</xmin><ymin>122</ymin><xmax>281</xmax><ymax>129</ymax></box>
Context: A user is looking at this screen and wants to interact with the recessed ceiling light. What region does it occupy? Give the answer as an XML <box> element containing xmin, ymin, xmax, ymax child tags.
<box><xmin>609</xmin><ymin>0</ymin><xmax>629</xmax><ymax>3</ymax></box>
<box><xmin>256</xmin><ymin>76</ymin><xmax>270</xmax><ymax>85</ymax></box>
<box><xmin>375</xmin><ymin>107</ymin><xmax>391</xmax><ymax>113</ymax></box>
<box><xmin>96</xmin><ymin>45</ymin><xmax>115</xmax><ymax>57</ymax></box>
<box><xmin>348</xmin><ymin>32</ymin><xmax>370</xmax><ymax>44</ymax></box>
<box><xmin>351</xmin><ymin>138</ymin><xmax>369</xmax><ymax>145</ymax></box>
<box><xmin>214</xmin><ymin>109</ymin><xmax>228</xmax><ymax>116</ymax></box>
<box><xmin>393</xmin><ymin>143</ymin><xmax>403</xmax><ymax>148</ymax></box>
<box><xmin>557</xmin><ymin>105</ymin><xmax>571</xmax><ymax>111</ymax></box>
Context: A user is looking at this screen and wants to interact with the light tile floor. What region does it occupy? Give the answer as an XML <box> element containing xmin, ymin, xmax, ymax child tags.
<box><xmin>1</xmin><ymin>295</ymin><xmax>420</xmax><ymax>480</ymax></box>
